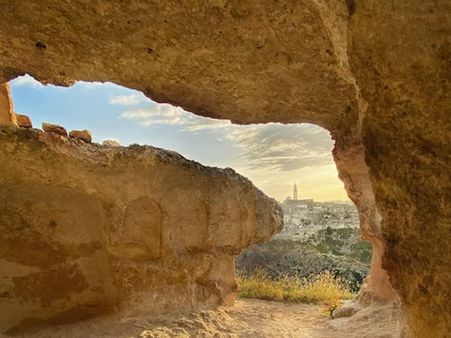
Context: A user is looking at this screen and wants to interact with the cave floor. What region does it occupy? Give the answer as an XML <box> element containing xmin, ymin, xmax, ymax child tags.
<box><xmin>10</xmin><ymin>299</ymin><xmax>404</xmax><ymax>338</ymax></box>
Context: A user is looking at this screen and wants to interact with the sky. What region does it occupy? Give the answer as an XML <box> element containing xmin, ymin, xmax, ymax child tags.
<box><xmin>9</xmin><ymin>74</ymin><xmax>349</xmax><ymax>202</ymax></box>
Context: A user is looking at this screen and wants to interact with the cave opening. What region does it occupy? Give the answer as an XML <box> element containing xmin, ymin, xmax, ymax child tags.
<box><xmin>9</xmin><ymin>74</ymin><xmax>352</xmax><ymax>203</ymax></box>
<box><xmin>1</xmin><ymin>74</ymin><xmax>401</xmax><ymax>336</ymax></box>
<box><xmin>9</xmin><ymin>75</ymin><xmax>370</xmax><ymax>296</ymax></box>
<box><xmin>1</xmin><ymin>2</ymin><xmax>448</xmax><ymax>335</ymax></box>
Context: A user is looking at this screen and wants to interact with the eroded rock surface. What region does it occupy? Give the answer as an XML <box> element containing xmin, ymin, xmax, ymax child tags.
<box><xmin>42</xmin><ymin>122</ymin><xmax>67</xmax><ymax>136</ymax></box>
<box><xmin>0</xmin><ymin>127</ymin><xmax>282</xmax><ymax>334</ymax></box>
<box><xmin>69</xmin><ymin>129</ymin><xmax>92</xmax><ymax>143</ymax></box>
<box><xmin>102</xmin><ymin>139</ymin><xmax>121</xmax><ymax>147</ymax></box>
<box><xmin>0</xmin><ymin>83</ymin><xmax>16</xmax><ymax>126</ymax></box>
<box><xmin>0</xmin><ymin>1</ymin><xmax>358</xmax><ymax>134</ymax></box>
<box><xmin>15</xmin><ymin>114</ymin><xmax>32</xmax><ymax>129</ymax></box>
<box><xmin>0</xmin><ymin>1</ymin><xmax>449</xmax><ymax>336</ymax></box>
<box><xmin>347</xmin><ymin>2</ymin><xmax>451</xmax><ymax>336</ymax></box>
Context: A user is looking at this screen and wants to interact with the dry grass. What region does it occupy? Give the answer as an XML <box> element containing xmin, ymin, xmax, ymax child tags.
<box><xmin>236</xmin><ymin>269</ymin><xmax>354</xmax><ymax>307</ymax></box>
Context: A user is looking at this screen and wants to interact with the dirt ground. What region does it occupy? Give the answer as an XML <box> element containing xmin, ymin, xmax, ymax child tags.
<box><xmin>8</xmin><ymin>299</ymin><xmax>406</xmax><ymax>338</ymax></box>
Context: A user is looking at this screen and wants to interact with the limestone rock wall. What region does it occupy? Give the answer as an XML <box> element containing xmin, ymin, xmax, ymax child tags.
<box><xmin>0</xmin><ymin>0</ymin><xmax>358</xmax><ymax>132</ymax></box>
<box><xmin>0</xmin><ymin>128</ymin><xmax>282</xmax><ymax>334</ymax></box>
<box><xmin>0</xmin><ymin>1</ymin><xmax>449</xmax><ymax>336</ymax></box>
<box><xmin>0</xmin><ymin>83</ymin><xmax>16</xmax><ymax>126</ymax></box>
<box><xmin>347</xmin><ymin>2</ymin><xmax>451</xmax><ymax>336</ymax></box>
<box><xmin>333</xmin><ymin>140</ymin><xmax>398</xmax><ymax>303</ymax></box>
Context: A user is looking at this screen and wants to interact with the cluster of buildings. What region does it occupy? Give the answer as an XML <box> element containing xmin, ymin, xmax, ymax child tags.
<box><xmin>279</xmin><ymin>184</ymin><xmax>359</xmax><ymax>239</ymax></box>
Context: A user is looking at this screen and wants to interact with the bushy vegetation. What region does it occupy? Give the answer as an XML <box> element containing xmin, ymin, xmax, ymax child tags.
<box><xmin>350</xmin><ymin>241</ymin><xmax>372</xmax><ymax>263</ymax></box>
<box><xmin>236</xmin><ymin>269</ymin><xmax>354</xmax><ymax>306</ymax></box>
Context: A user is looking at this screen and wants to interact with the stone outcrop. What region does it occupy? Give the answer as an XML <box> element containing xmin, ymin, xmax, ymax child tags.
<box><xmin>0</xmin><ymin>84</ymin><xmax>16</xmax><ymax>126</ymax></box>
<box><xmin>69</xmin><ymin>129</ymin><xmax>92</xmax><ymax>143</ymax></box>
<box><xmin>0</xmin><ymin>1</ymin><xmax>358</xmax><ymax>134</ymax></box>
<box><xmin>0</xmin><ymin>1</ymin><xmax>449</xmax><ymax>336</ymax></box>
<box><xmin>102</xmin><ymin>139</ymin><xmax>121</xmax><ymax>147</ymax></box>
<box><xmin>347</xmin><ymin>3</ymin><xmax>450</xmax><ymax>336</ymax></box>
<box><xmin>333</xmin><ymin>141</ymin><xmax>398</xmax><ymax>303</ymax></box>
<box><xmin>0</xmin><ymin>127</ymin><xmax>282</xmax><ymax>334</ymax></box>
<box><xmin>42</xmin><ymin>123</ymin><xmax>67</xmax><ymax>136</ymax></box>
<box><xmin>15</xmin><ymin>114</ymin><xmax>32</xmax><ymax>129</ymax></box>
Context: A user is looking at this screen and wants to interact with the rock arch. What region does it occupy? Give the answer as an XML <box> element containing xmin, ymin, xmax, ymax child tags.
<box><xmin>0</xmin><ymin>1</ymin><xmax>449</xmax><ymax>336</ymax></box>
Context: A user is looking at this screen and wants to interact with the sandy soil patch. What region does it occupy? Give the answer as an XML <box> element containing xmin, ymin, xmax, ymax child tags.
<box><xmin>8</xmin><ymin>299</ymin><xmax>405</xmax><ymax>338</ymax></box>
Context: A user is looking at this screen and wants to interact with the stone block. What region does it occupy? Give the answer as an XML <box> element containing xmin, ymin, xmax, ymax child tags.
<box><xmin>42</xmin><ymin>123</ymin><xmax>67</xmax><ymax>136</ymax></box>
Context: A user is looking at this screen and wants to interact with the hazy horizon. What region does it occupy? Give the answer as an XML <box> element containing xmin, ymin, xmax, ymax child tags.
<box><xmin>9</xmin><ymin>74</ymin><xmax>349</xmax><ymax>202</ymax></box>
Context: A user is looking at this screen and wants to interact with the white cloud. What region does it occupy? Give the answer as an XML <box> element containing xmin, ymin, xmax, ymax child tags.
<box><xmin>10</xmin><ymin>76</ymin><xmax>119</xmax><ymax>92</ymax></box>
<box><xmin>120</xmin><ymin>104</ymin><xmax>334</xmax><ymax>173</ymax></box>
<box><xmin>108</xmin><ymin>93</ymin><xmax>146</xmax><ymax>106</ymax></box>
<box><xmin>224</xmin><ymin>124</ymin><xmax>334</xmax><ymax>172</ymax></box>
<box><xmin>10</xmin><ymin>74</ymin><xmax>44</xmax><ymax>89</ymax></box>
<box><xmin>75</xmin><ymin>81</ymin><xmax>118</xmax><ymax>90</ymax></box>
<box><xmin>119</xmin><ymin>104</ymin><xmax>231</xmax><ymax>130</ymax></box>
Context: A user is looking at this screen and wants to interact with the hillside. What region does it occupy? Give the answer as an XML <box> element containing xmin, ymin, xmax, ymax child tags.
<box><xmin>236</xmin><ymin>227</ymin><xmax>372</xmax><ymax>292</ymax></box>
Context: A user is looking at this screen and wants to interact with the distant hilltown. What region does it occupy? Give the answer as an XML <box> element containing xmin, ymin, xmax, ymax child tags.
<box><xmin>279</xmin><ymin>184</ymin><xmax>359</xmax><ymax>240</ymax></box>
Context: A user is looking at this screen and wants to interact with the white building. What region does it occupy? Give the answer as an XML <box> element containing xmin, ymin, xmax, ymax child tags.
<box><xmin>278</xmin><ymin>184</ymin><xmax>359</xmax><ymax>239</ymax></box>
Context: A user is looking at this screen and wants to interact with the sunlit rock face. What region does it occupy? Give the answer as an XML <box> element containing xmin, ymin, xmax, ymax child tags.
<box><xmin>0</xmin><ymin>1</ymin><xmax>358</xmax><ymax>132</ymax></box>
<box><xmin>0</xmin><ymin>128</ymin><xmax>282</xmax><ymax>333</ymax></box>
<box><xmin>0</xmin><ymin>84</ymin><xmax>16</xmax><ymax>126</ymax></box>
<box><xmin>333</xmin><ymin>141</ymin><xmax>399</xmax><ymax>304</ymax></box>
<box><xmin>348</xmin><ymin>2</ymin><xmax>451</xmax><ymax>337</ymax></box>
<box><xmin>0</xmin><ymin>1</ymin><xmax>449</xmax><ymax>336</ymax></box>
